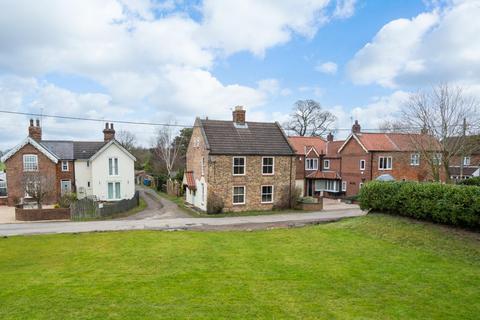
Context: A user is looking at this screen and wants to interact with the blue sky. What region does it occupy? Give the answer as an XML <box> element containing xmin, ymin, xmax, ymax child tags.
<box><xmin>1</xmin><ymin>0</ymin><xmax>479</xmax><ymax>149</ymax></box>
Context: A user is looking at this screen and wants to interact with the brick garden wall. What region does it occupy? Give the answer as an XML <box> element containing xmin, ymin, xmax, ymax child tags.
<box><xmin>15</xmin><ymin>207</ymin><xmax>70</xmax><ymax>221</ymax></box>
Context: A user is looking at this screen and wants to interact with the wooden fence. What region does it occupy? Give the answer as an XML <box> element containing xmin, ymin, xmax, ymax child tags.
<box><xmin>70</xmin><ymin>192</ymin><xmax>139</xmax><ymax>221</ymax></box>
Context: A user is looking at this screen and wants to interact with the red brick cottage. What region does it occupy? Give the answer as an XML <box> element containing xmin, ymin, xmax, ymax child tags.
<box><xmin>289</xmin><ymin>134</ymin><xmax>344</xmax><ymax>197</ymax></box>
<box><xmin>338</xmin><ymin>121</ymin><xmax>440</xmax><ymax>197</ymax></box>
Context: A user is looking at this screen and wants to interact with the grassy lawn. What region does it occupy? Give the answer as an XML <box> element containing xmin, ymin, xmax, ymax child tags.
<box><xmin>1</xmin><ymin>214</ymin><xmax>479</xmax><ymax>319</ymax></box>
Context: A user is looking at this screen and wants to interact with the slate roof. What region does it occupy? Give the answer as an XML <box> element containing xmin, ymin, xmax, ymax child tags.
<box><xmin>39</xmin><ymin>140</ymin><xmax>106</xmax><ymax>160</ymax></box>
<box><xmin>200</xmin><ymin>119</ymin><xmax>294</xmax><ymax>155</ymax></box>
<box><xmin>73</xmin><ymin>141</ymin><xmax>106</xmax><ymax>159</ymax></box>
<box><xmin>449</xmin><ymin>166</ymin><xmax>480</xmax><ymax>176</ymax></box>
<box><xmin>40</xmin><ymin>141</ymin><xmax>74</xmax><ymax>159</ymax></box>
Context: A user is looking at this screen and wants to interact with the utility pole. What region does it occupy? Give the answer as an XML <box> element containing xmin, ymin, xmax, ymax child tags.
<box><xmin>460</xmin><ymin>117</ymin><xmax>467</xmax><ymax>180</ymax></box>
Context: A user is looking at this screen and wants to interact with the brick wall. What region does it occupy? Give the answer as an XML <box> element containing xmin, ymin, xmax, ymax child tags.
<box><xmin>207</xmin><ymin>155</ymin><xmax>296</xmax><ymax>212</ymax></box>
<box><xmin>186</xmin><ymin>123</ymin><xmax>210</xmax><ymax>183</ymax></box>
<box><xmin>4</xmin><ymin>144</ymin><xmax>58</xmax><ymax>206</ymax></box>
<box><xmin>15</xmin><ymin>207</ymin><xmax>70</xmax><ymax>221</ymax></box>
<box><xmin>371</xmin><ymin>152</ymin><xmax>430</xmax><ymax>182</ymax></box>
<box><xmin>55</xmin><ymin>160</ymin><xmax>75</xmax><ymax>196</ymax></box>
<box><xmin>338</xmin><ymin>138</ymin><xmax>371</xmax><ymax>196</ymax></box>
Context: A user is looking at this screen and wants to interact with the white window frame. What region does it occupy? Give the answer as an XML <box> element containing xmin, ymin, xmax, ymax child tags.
<box><xmin>60</xmin><ymin>179</ymin><xmax>71</xmax><ymax>195</ymax></box>
<box><xmin>109</xmin><ymin>157</ymin><xmax>119</xmax><ymax>176</ymax></box>
<box><xmin>262</xmin><ymin>157</ymin><xmax>275</xmax><ymax>175</ymax></box>
<box><xmin>261</xmin><ymin>185</ymin><xmax>274</xmax><ymax>204</ymax></box>
<box><xmin>23</xmin><ymin>154</ymin><xmax>38</xmax><ymax>172</ymax></box>
<box><xmin>359</xmin><ymin>159</ymin><xmax>366</xmax><ymax>170</ymax></box>
<box><xmin>305</xmin><ymin>158</ymin><xmax>318</xmax><ymax>170</ymax></box>
<box><xmin>61</xmin><ymin>160</ymin><xmax>69</xmax><ymax>172</ymax></box>
<box><xmin>107</xmin><ymin>182</ymin><xmax>121</xmax><ymax>200</ymax></box>
<box><xmin>325</xmin><ymin>180</ymin><xmax>338</xmax><ymax>192</ymax></box>
<box><xmin>232</xmin><ymin>157</ymin><xmax>246</xmax><ymax>176</ymax></box>
<box><xmin>464</xmin><ymin>156</ymin><xmax>471</xmax><ymax>166</ymax></box>
<box><xmin>410</xmin><ymin>153</ymin><xmax>420</xmax><ymax>166</ymax></box>
<box><xmin>341</xmin><ymin>181</ymin><xmax>347</xmax><ymax>192</ymax></box>
<box><xmin>232</xmin><ymin>186</ymin><xmax>246</xmax><ymax>205</ymax></box>
<box><xmin>0</xmin><ymin>179</ymin><xmax>7</xmax><ymax>197</ymax></box>
<box><xmin>323</xmin><ymin>159</ymin><xmax>330</xmax><ymax>170</ymax></box>
<box><xmin>378</xmin><ymin>156</ymin><xmax>392</xmax><ymax>170</ymax></box>
<box><xmin>433</xmin><ymin>153</ymin><xmax>442</xmax><ymax>165</ymax></box>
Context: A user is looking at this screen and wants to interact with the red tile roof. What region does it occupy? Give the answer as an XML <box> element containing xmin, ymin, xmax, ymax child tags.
<box><xmin>325</xmin><ymin>140</ymin><xmax>344</xmax><ymax>157</ymax></box>
<box><xmin>288</xmin><ymin>136</ymin><xmax>326</xmax><ymax>155</ymax></box>
<box><xmin>183</xmin><ymin>171</ymin><xmax>196</xmax><ymax>190</ymax></box>
<box><xmin>306</xmin><ymin>170</ymin><xmax>341</xmax><ymax>179</ymax></box>
<box><xmin>342</xmin><ymin>133</ymin><xmax>440</xmax><ymax>152</ymax></box>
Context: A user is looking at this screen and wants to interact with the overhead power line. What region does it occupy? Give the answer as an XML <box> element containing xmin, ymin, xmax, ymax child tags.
<box><xmin>0</xmin><ymin>109</ymin><xmax>478</xmax><ymax>132</ymax></box>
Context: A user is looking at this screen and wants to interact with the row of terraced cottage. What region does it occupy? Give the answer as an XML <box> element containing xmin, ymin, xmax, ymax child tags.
<box><xmin>183</xmin><ymin>106</ymin><xmax>479</xmax><ymax>212</ymax></box>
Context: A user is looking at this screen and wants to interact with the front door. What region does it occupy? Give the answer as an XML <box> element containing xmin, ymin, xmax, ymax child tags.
<box><xmin>61</xmin><ymin>180</ymin><xmax>71</xmax><ymax>195</ymax></box>
<box><xmin>306</xmin><ymin>180</ymin><xmax>314</xmax><ymax>196</ymax></box>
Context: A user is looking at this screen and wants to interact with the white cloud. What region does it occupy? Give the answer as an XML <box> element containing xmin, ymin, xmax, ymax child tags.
<box><xmin>347</xmin><ymin>0</ymin><xmax>480</xmax><ymax>88</ymax></box>
<box><xmin>330</xmin><ymin>91</ymin><xmax>410</xmax><ymax>138</ymax></box>
<box><xmin>333</xmin><ymin>0</ymin><xmax>357</xmax><ymax>19</ymax></box>
<box><xmin>315</xmin><ymin>61</ymin><xmax>338</xmax><ymax>75</ymax></box>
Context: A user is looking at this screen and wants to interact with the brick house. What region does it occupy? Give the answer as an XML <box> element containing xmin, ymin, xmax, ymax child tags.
<box><xmin>1</xmin><ymin>120</ymin><xmax>136</xmax><ymax>206</ymax></box>
<box><xmin>183</xmin><ymin>106</ymin><xmax>296</xmax><ymax>212</ymax></box>
<box><xmin>338</xmin><ymin>121</ymin><xmax>439</xmax><ymax>197</ymax></box>
<box><xmin>289</xmin><ymin>133</ymin><xmax>344</xmax><ymax>198</ymax></box>
<box><xmin>446</xmin><ymin>135</ymin><xmax>480</xmax><ymax>181</ymax></box>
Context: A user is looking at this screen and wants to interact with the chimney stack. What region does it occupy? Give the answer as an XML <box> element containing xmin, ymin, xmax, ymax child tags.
<box><xmin>352</xmin><ymin>120</ymin><xmax>361</xmax><ymax>134</ymax></box>
<box><xmin>103</xmin><ymin>122</ymin><xmax>116</xmax><ymax>141</ymax></box>
<box><xmin>232</xmin><ymin>106</ymin><xmax>246</xmax><ymax>125</ymax></box>
<box><xmin>327</xmin><ymin>132</ymin><xmax>334</xmax><ymax>142</ymax></box>
<box><xmin>28</xmin><ymin>118</ymin><xmax>42</xmax><ymax>141</ymax></box>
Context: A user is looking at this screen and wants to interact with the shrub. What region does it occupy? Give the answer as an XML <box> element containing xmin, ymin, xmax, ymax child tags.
<box><xmin>59</xmin><ymin>193</ymin><xmax>77</xmax><ymax>208</ymax></box>
<box><xmin>359</xmin><ymin>181</ymin><xmax>480</xmax><ymax>229</ymax></box>
<box><xmin>457</xmin><ymin>177</ymin><xmax>480</xmax><ymax>186</ymax></box>
<box><xmin>207</xmin><ymin>191</ymin><xmax>224</xmax><ymax>214</ymax></box>
<box><xmin>298</xmin><ymin>197</ymin><xmax>318</xmax><ymax>204</ymax></box>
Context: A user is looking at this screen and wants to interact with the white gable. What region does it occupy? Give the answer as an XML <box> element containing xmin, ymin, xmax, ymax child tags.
<box><xmin>0</xmin><ymin>137</ymin><xmax>58</xmax><ymax>163</ymax></box>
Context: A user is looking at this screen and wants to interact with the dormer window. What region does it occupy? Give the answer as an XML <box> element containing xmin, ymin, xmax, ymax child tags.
<box><xmin>305</xmin><ymin>158</ymin><xmax>318</xmax><ymax>170</ymax></box>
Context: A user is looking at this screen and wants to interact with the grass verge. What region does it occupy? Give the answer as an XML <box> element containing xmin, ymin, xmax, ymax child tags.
<box><xmin>0</xmin><ymin>214</ymin><xmax>479</xmax><ymax>319</ymax></box>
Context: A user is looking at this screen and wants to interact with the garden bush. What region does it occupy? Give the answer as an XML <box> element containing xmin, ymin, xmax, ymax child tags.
<box><xmin>457</xmin><ymin>176</ymin><xmax>480</xmax><ymax>186</ymax></box>
<box><xmin>359</xmin><ymin>181</ymin><xmax>480</xmax><ymax>229</ymax></box>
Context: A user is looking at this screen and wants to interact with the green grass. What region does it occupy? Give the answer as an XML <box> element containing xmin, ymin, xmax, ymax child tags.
<box><xmin>0</xmin><ymin>161</ymin><xmax>5</xmax><ymax>171</ymax></box>
<box><xmin>1</xmin><ymin>214</ymin><xmax>479</xmax><ymax>319</ymax></box>
<box><xmin>155</xmin><ymin>188</ymin><xmax>300</xmax><ymax>217</ymax></box>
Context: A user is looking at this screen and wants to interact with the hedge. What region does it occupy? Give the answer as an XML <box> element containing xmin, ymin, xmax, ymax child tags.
<box><xmin>457</xmin><ymin>177</ymin><xmax>480</xmax><ymax>186</ymax></box>
<box><xmin>358</xmin><ymin>181</ymin><xmax>480</xmax><ymax>229</ymax></box>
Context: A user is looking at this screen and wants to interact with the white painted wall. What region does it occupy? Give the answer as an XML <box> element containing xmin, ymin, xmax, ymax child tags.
<box><xmin>74</xmin><ymin>143</ymin><xmax>135</xmax><ymax>201</ymax></box>
<box><xmin>186</xmin><ymin>176</ymin><xmax>207</xmax><ymax>211</ymax></box>
<box><xmin>74</xmin><ymin>160</ymin><xmax>93</xmax><ymax>199</ymax></box>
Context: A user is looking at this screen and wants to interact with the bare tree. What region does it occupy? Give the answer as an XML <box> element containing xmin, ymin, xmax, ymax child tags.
<box><xmin>402</xmin><ymin>84</ymin><xmax>479</xmax><ymax>183</ymax></box>
<box><xmin>378</xmin><ymin>119</ymin><xmax>404</xmax><ymax>133</ymax></box>
<box><xmin>153</xmin><ymin>124</ymin><xmax>182</xmax><ymax>179</ymax></box>
<box><xmin>22</xmin><ymin>172</ymin><xmax>55</xmax><ymax>209</ymax></box>
<box><xmin>116</xmin><ymin>130</ymin><xmax>137</xmax><ymax>153</ymax></box>
<box><xmin>284</xmin><ymin>99</ymin><xmax>336</xmax><ymax>137</ymax></box>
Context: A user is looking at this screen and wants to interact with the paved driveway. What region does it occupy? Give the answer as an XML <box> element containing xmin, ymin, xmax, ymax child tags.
<box><xmin>0</xmin><ymin>206</ymin><xmax>15</xmax><ymax>224</ymax></box>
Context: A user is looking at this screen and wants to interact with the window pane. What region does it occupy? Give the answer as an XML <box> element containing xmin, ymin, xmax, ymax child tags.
<box><xmin>114</xmin><ymin>158</ymin><xmax>119</xmax><ymax>175</ymax></box>
<box><xmin>109</xmin><ymin>159</ymin><xmax>113</xmax><ymax>175</ymax></box>
<box><xmin>108</xmin><ymin>183</ymin><xmax>113</xmax><ymax>199</ymax></box>
<box><xmin>115</xmin><ymin>182</ymin><xmax>120</xmax><ymax>199</ymax></box>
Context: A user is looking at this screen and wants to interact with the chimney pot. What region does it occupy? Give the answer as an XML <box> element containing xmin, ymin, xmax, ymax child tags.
<box><xmin>36</xmin><ymin>119</ymin><xmax>40</xmax><ymax>127</ymax></box>
<box><xmin>352</xmin><ymin>120</ymin><xmax>361</xmax><ymax>134</ymax></box>
<box><xmin>110</xmin><ymin>123</ymin><xmax>114</xmax><ymax>129</ymax></box>
<box><xmin>29</xmin><ymin>119</ymin><xmax>34</xmax><ymax>126</ymax></box>
<box><xmin>28</xmin><ymin>119</ymin><xmax>42</xmax><ymax>141</ymax></box>
<box><xmin>105</xmin><ymin>122</ymin><xmax>109</xmax><ymax>129</ymax></box>
<box><xmin>103</xmin><ymin>122</ymin><xmax>116</xmax><ymax>141</ymax></box>
<box><xmin>327</xmin><ymin>132</ymin><xmax>334</xmax><ymax>142</ymax></box>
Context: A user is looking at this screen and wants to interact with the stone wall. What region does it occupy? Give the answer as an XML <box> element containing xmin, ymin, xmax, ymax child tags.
<box><xmin>207</xmin><ymin>155</ymin><xmax>296</xmax><ymax>212</ymax></box>
<box><xmin>15</xmin><ymin>207</ymin><xmax>70</xmax><ymax>221</ymax></box>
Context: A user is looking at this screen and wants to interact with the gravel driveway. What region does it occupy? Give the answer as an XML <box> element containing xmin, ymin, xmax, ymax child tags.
<box><xmin>119</xmin><ymin>186</ymin><xmax>191</xmax><ymax>220</ymax></box>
